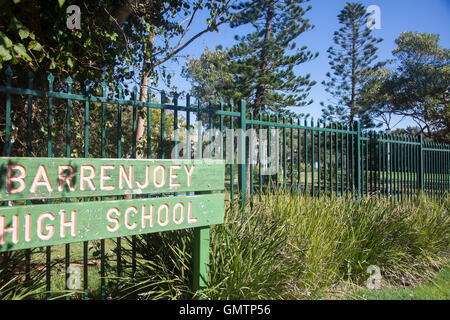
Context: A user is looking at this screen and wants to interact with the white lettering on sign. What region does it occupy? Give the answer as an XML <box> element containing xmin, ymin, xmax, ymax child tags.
<box><xmin>58</xmin><ymin>165</ymin><xmax>75</xmax><ymax>192</ymax></box>
<box><xmin>4</xmin><ymin>163</ymin><xmax>199</xmax><ymax>196</ymax></box>
<box><xmin>0</xmin><ymin>214</ymin><xmax>19</xmax><ymax>245</ymax></box>
<box><xmin>30</xmin><ymin>165</ymin><xmax>53</xmax><ymax>193</ymax></box>
<box><xmin>6</xmin><ymin>164</ymin><xmax>26</xmax><ymax>194</ymax></box>
<box><xmin>37</xmin><ymin>212</ymin><xmax>55</xmax><ymax>241</ymax></box>
<box><xmin>100</xmin><ymin>165</ymin><xmax>115</xmax><ymax>191</ymax></box>
<box><xmin>80</xmin><ymin>165</ymin><xmax>96</xmax><ymax>191</ymax></box>
<box><xmin>105</xmin><ymin>201</ymin><xmax>198</xmax><ymax>233</ymax></box>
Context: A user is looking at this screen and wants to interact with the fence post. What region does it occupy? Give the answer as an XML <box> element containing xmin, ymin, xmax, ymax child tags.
<box><xmin>193</xmin><ymin>226</ymin><xmax>210</xmax><ymax>299</ymax></box>
<box><xmin>354</xmin><ymin>120</ymin><xmax>361</xmax><ymax>199</ymax></box>
<box><xmin>419</xmin><ymin>135</ymin><xmax>424</xmax><ymax>192</ymax></box>
<box><xmin>238</xmin><ymin>99</ymin><xmax>247</xmax><ymax>204</ymax></box>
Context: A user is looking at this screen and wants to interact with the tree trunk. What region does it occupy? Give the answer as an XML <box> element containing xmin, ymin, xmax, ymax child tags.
<box><xmin>253</xmin><ymin>1</ymin><xmax>274</xmax><ymax>113</ymax></box>
<box><xmin>135</xmin><ymin>28</ymin><xmax>155</xmax><ymax>159</ymax></box>
<box><xmin>246</xmin><ymin>1</ymin><xmax>274</xmax><ymax>196</ymax></box>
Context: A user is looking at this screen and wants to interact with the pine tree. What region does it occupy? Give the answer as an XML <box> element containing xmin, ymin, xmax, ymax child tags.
<box><xmin>321</xmin><ymin>2</ymin><xmax>385</xmax><ymax>128</ymax></box>
<box><xmin>228</xmin><ymin>0</ymin><xmax>318</xmax><ymax>115</ymax></box>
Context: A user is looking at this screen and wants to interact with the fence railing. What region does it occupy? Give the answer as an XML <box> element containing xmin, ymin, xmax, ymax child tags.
<box><xmin>0</xmin><ymin>68</ymin><xmax>449</xmax><ymax>299</ymax></box>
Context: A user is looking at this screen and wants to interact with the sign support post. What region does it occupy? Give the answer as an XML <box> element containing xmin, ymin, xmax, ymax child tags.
<box><xmin>193</xmin><ymin>226</ymin><xmax>210</xmax><ymax>299</ymax></box>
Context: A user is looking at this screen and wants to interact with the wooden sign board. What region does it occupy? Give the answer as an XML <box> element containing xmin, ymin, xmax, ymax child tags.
<box><xmin>0</xmin><ymin>158</ymin><xmax>225</xmax><ymax>252</ymax></box>
<box><xmin>0</xmin><ymin>194</ymin><xmax>223</xmax><ymax>252</ymax></box>
<box><xmin>0</xmin><ymin>157</ymin><xmax>224</xmax><ymax>201</ymax></box>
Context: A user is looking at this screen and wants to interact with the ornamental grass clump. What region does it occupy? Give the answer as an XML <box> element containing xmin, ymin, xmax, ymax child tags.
<box><xmin>118</xmin><ymin>190</ymin><xmax>449</xmax><ymax>300</ymax></box>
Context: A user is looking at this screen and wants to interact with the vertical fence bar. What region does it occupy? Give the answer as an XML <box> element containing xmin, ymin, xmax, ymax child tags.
<box><xmin>250</xmin><ymin>109</ymin><xmax>254</xmax><ymax>197</ymax></box>
<box><xmin>403</xmin><ymin>135</ymin><xmax>410</xmax><ymax>199</ymax></box>
<box><xmin>116</xmin><ymin>83</ymin><xmax>123</xmax><ymax>285</ymax></box>
<box><xmin>46</xmin><ymin>74</ymin><xmax>54</xmax><ymax>299</ymax></box>
<box><xmin>392</xmin><ymin>134</ymin><xmax>396</xmax><ymax>200</ymax></box>
<box><xmin>410</xmin><ymin>136</ymin><xmax>414</xmax><ymax>198</ymax></box>
<box><xmin>267</xmin><ymin>113</ymin><xmax>271</xmax><ymax>194</ymax></box>
<box><xmin>318</xmin><ymin>121</ymin><xmax>322</xmax><ymax>196</ymax></box>
<box><xmin>403</xmin><ymin>136</ymin><xmax>406</xmax><ymax>200</ymax></box>
<box><xmin>282</xmin><ymin>116</ymin><xmax>287</xmax><ymax>189</ymax></box>
<box><xmin>275</xmin><ymin>114</ymin><xmax>279</xmax><ymax>188</ymax></box>
<box><xmin>378</xmin><ymin>132</ymin><xmax>382</xmax><ymax>197</ymax></box>
<box><xmin>290</xmin><ymin>118</ymin><xmax>294</xmax><ymax>191</ymax></box>
<box><xmin>387</xmin><ymin>134</ymin><xmax>391</xmax><ymax>197</ymax></box>
<box><xmin>230</xmin><ymin>100</ymin><xmax>235</xmax><ymax>203</ymax></box>
<box><xmin>239</xmin><ymin>100</ymin><xmax>247</xmax><ymax>203</ymax></box>
<box><xmin>335</xmin><ymin>123</ymin><xmax>338</xmax><ymax>195</ymax></box>
<box><xmin>330</xmin><ymin>123</ymin><xmax>334</xmax><ymax>196</ymax></box>
<box><xmin>25</xmin><ymin>71</ymin><xmax>34</xmax><ymax>284</ymax></box>
<box><xmin>259</xmin><ymin>111</ymin><xmax>263</xmax><ymax>198</ymax></box>
<box><xmin>160</xmin><ymin>91</ymin><xmax>166</xmax><ymax>159</ymax></box>
<box><xmin>311</xmin><ymin>118</ymin><xmax>315</xmax><ymax>196</ymax></box>
<box><xmin>147</xmin><ymin>90</ymin><xmax>152</xmax><ymax>159</ymax></box>
<box><xmin>383</xmin><ymin>134</ymin><xmax>387</xmax><ymax>197</ymax></box>
<box><xmin>131</xmin><ymin>86</ymin><xmax>138</xmax><ymax>278</ymax></box>
<box><xmin>304</xmin><ymin>119</ymin><xmax>308</xmax><ymax>193</ymax></box>
<box><xmin>370</xmin><ymin>132</ymin><xmax>374</xmax><ymax>194</ymax></box>
<box><xmin>346</xmin><ymin>124</ymin><xmax>349</xmax><ymax>194</ymax></box>
<box><xmin>83</xmin><ymin>79</ymin><xmax>90</xmax><ymax>300</ymax></box>
<box><xmin>323</xmin><ymin>121</ymin><xmax>327</xmax><ymax>195</ymax></box>
<box><xmin>438</xmin><ymin>144</ymin><xmax>442</xmax><ymax>196</ymax></box>
<box><xmin>99</xmin><ymin>80</ymin><xmax>107</xmax><ymax>300</ymax></box>
<box><xmin>424</xmin><ymin>141</ymin><xmax>428</xmax><ymax>195</ymax></box>
<box><xmin>209</xmin><ymin>99</ymin><xmax>214</xmax><ymax>159</ymax></box>
<box><xmin>366</xmin><ymin>133</ymin><xmax>369</xmax><ymax>195</ymax></box>
<box><xmin>433</xmin><ymin>143</ymin><xmax>437</xmax><ymax>198</ymax></box>
<box><xmin>390</xmin><ymin>134</ymin><xmax>394</xmax><ymax>199</ymax></box>
<box><xmin>185</xmin><ymin>94</ymin><xmax>190</xmax><ymax>161</ymax></box>
<box><xmin>65</xmin><ymin>76</ymin><xmax>73</xmax><ymax>299</ymax></box>
<box><xmin>355</xmin><ymin>121</ymin><xmax>361</xmax><ymax>200</ymax></box>
<box><xmin>4</xmin><ymin>68</ymin><xmax>12</xmax><ymax>157</ymax></box>
<box><xmin>298</xmin><ymin>119</ymin><xmax>302</xmax><ymax>192</ymax></box>
<box><xmin>366</xmin><ymin>132</ymin><xmax>369</xmax><ymax>195</ymax></box>
<box><xmin>340</xmin><ymin>124</ymin><xmax>344</xmax><ymax>196</ymax></box>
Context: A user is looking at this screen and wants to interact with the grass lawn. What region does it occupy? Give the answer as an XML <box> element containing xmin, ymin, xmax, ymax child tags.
<box><xmin>346</xmin><ymin>267</ymin><xmax>450</xmax><ymax>300</ymax></box>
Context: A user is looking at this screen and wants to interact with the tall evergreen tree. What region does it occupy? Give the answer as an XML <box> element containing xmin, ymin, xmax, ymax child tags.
<box><xmin>320</xmin><ymin>2</ymin><xmax>385</xmax><ymax>128</ymax></box>
<box><xmin>228</xmin><ymin>0</ymin><xmax>318</xmax><ymax>115</ymax></box>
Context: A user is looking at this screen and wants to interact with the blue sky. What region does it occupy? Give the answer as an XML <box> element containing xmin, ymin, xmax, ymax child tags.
<box><xmin>161</xmin><ymin>0</ymin><xmax>450</xmax><ymax>129</ymax></box>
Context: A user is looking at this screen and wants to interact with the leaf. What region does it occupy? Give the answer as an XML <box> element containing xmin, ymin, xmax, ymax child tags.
<box><xmin>67</xmin><ymin>57</ymin><xmax>74</xmax><ymax>68</ymax></box>
<box><xmin>13</xmin><ymin>43</ymin><xmax>32</xmax><ymax>61</ymax></box>
<box><xmin>58</xmin><ymin>0</ymin><xmax>66</xmax><ymax>7</ymax></box>
<box><xmin>28</xmin><ymin>40</ymin><xmax>43</xmax><ymax>51</ymax></box>
<box><xmin>0</xmin><ymin>44</ymin><xmax>12</xmax><ymax>61</ymax></box>
<box><xmin>0</xmin><ymin>32</ymin><xmax>13</xmax><ymax>48</ymax></box>
<box><xmin>18</xmin><ymin>28</ymin><xmax>29</xmax><ymax>40</ymax></box>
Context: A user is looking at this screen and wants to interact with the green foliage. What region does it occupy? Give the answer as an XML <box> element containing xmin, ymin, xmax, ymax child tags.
<box><xmin>365</xmin><ymin>32</ymin><xmax>449</xmax><ymax>142</ymax></box>
<box><xmin>0</xmin><ymin>249</ymin><xmax>47</xmax><ymax>300</ymax></box>
<box><xmin>359</xmin><ymin>32</ymin><xmax>449</xmax><ymax>142</ymax></box>
<box><xmin>115</xmin><ymin>190</ymin><xmax>449</xmax><ymax>300</ymax></box>
<box><xmin>321</xmin><ymin>2</ymin><xmax>385</xmax><ymax>128</ymax></box>
<box><xmin>182</xmin><ymin>46</ymin><xmax>235</xmax><ymax>103</ymax></box>
<box><xmin>183</xmin><ymin>0</ymin><xmax>318</xmax><ymax>117</ymax></box>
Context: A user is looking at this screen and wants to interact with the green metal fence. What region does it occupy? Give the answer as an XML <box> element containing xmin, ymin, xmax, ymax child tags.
<box><xmin>1</xmin><ymin>68</ymin><xmax>449</xmax><ymax>299</ymax></box>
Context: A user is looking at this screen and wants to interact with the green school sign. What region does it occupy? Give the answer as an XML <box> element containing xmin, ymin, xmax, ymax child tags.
<box><xmin>0</xmin><ymin>157</ymin><xmax>225</xmax><ymax>253</ymax></box>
